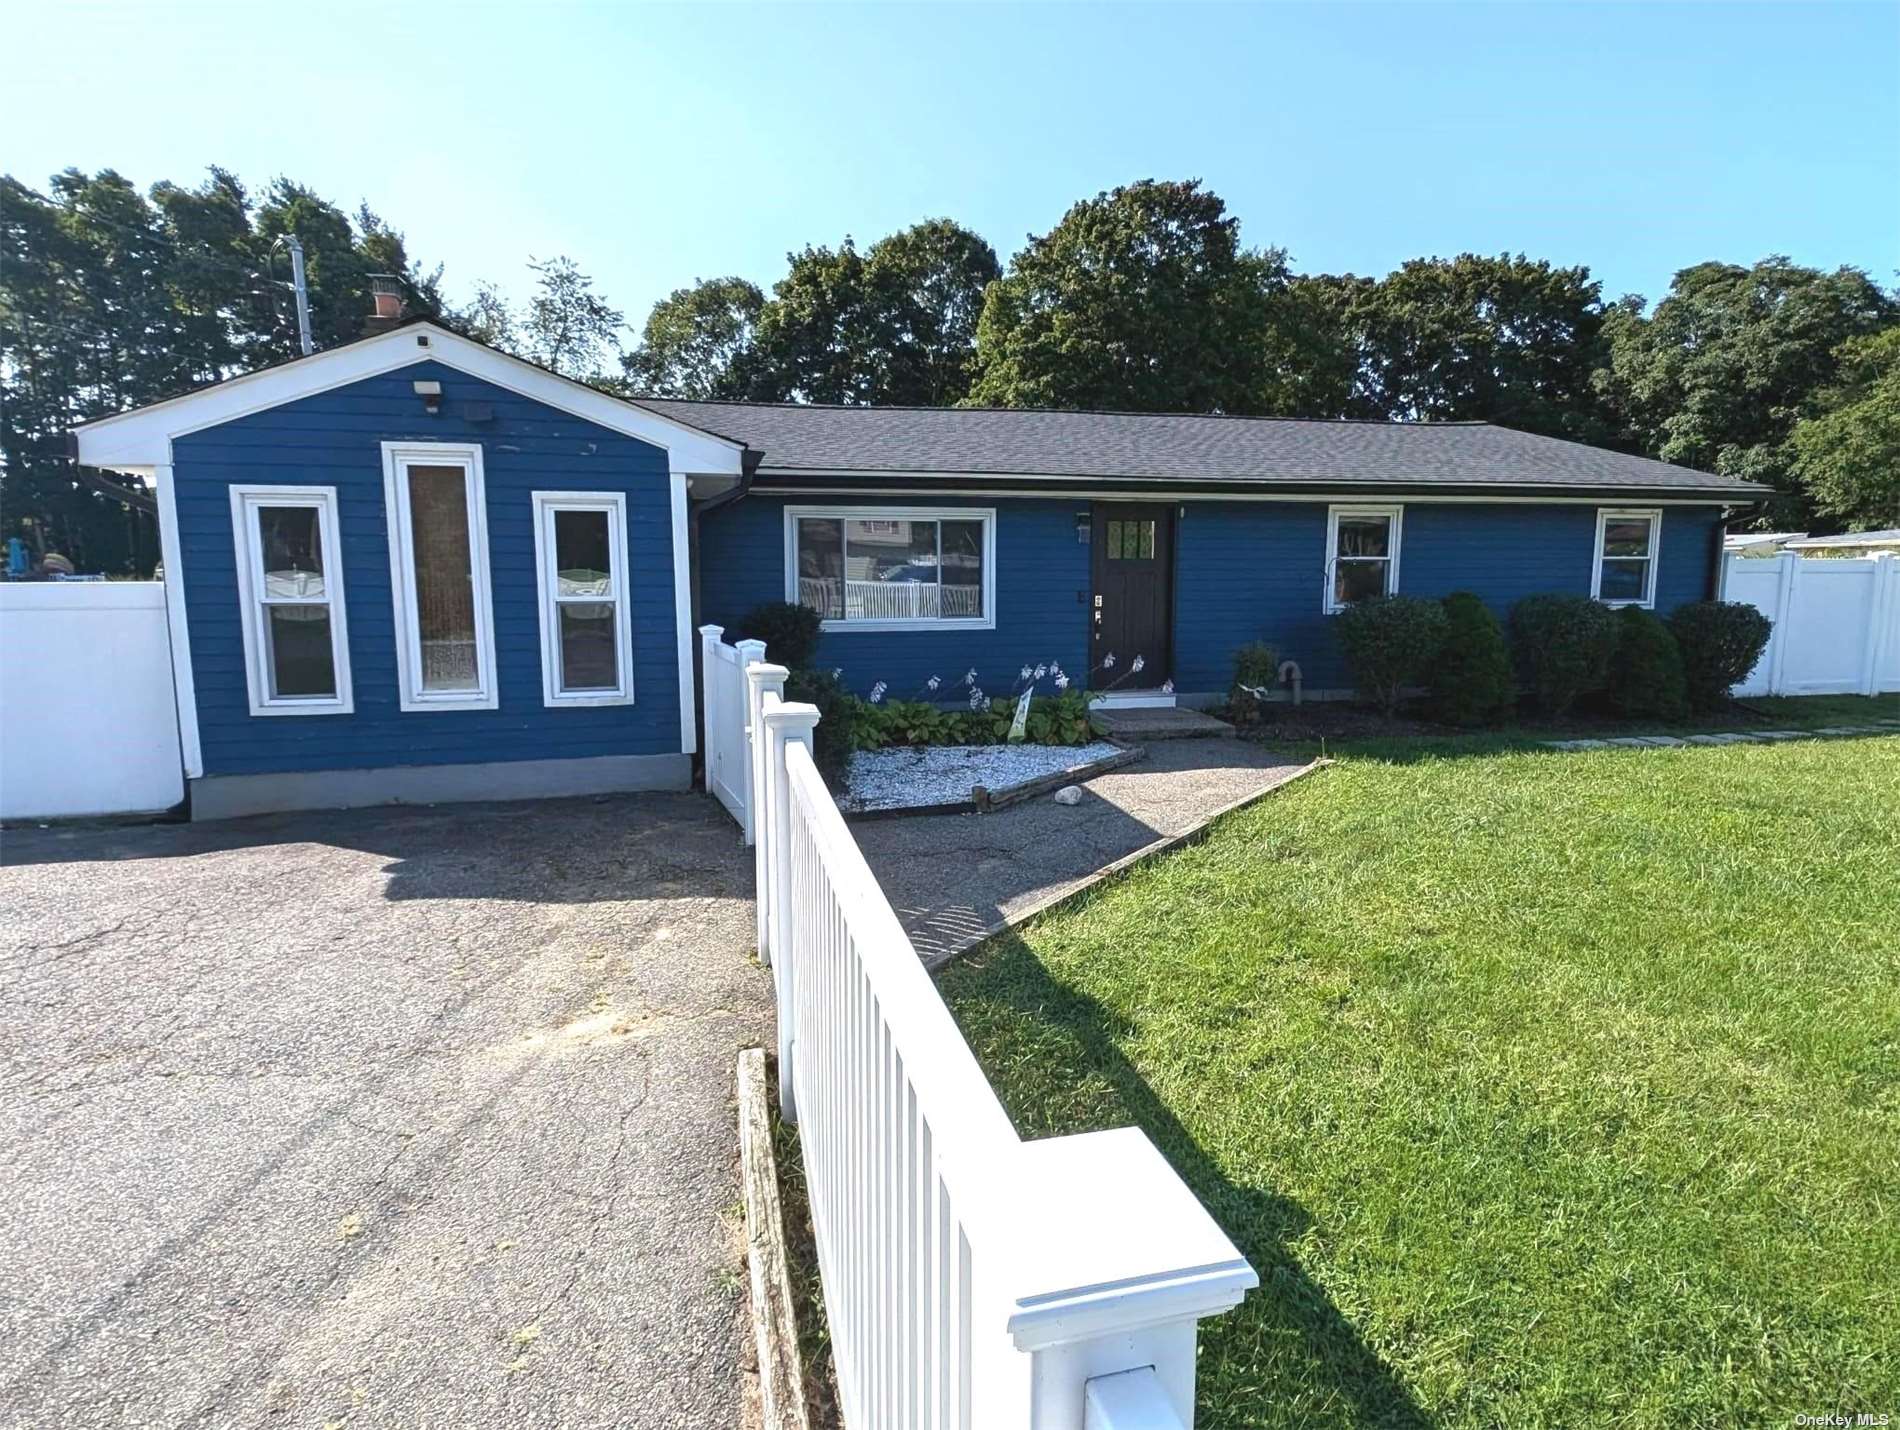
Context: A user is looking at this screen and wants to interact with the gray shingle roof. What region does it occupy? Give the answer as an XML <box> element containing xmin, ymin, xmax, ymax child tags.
<box><xmin>632</xmin><ymin>398</ymin><xmax>1764</xmax><ymax>495</ymax></box>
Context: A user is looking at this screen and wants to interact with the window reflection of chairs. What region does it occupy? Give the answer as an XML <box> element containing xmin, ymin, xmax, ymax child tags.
<box><xmin>799</xmin><ymin>575</ymin><xmax>983</xmax><ymax>621</ymax></box>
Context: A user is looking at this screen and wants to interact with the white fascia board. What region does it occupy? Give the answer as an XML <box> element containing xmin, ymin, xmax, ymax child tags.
<box><xmin>74</xmin><ymin>323</ymin><xmax>746</xmax><ymax>477</ymax></box>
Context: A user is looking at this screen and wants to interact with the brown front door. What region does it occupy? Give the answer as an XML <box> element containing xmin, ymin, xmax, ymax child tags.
<box><xmin>1090</xmin><ymin>504</ymin><xmax>1174</xmax><ymax>684</ymax></box>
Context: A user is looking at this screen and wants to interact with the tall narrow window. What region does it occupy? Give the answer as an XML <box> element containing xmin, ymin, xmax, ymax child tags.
<box><xmin>229</xmin><ymin>485</ymin><xmax>352</xmax><ymax>715</ymax></box>
<box><xmin>382</xmin><ymin>442</ymin><xmax>497</xmax><ymax>711</ymax></box>
<box><xmin>1324</xmin><ymin>505</ymin><xmax>1403</xmax><ymax>613</ymax></box>
<box><xmin>532</xmin><ymin>491</ymin><xmax>634</xmax><ymax>707</ymax></box>
<box><xmin>1593</xmin><ymin>509</ymin><xmax>1661</xmax><ymax>607</ymax></box>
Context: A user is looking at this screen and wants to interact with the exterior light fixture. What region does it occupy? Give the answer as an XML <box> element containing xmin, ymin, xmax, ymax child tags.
<box><xmin>412</xmin><ymin>379</ymin><xmax>442</xmax><ymax>415</ymax></box>
<box><xmin>1076</xmin><ymin>512</ymin><xmax>1090</xmax><ymax>543</ymax></box>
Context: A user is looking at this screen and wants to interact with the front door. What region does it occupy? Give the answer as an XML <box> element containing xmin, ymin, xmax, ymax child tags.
<box><xmin>1090</xmin><ymin>504</ymin><xmax>1174</xmax><ymax>684</ymax></box>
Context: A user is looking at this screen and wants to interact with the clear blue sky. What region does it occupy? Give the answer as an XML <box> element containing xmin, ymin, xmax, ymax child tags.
<box><xmin>6</xmin><ymin>1</ymin><xmax>1895</xmax><ymax>328</ymax></box>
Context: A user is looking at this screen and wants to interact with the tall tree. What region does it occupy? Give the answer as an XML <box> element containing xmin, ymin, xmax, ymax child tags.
<box><xmin>520</xmin><ymin>255</ymin><xmax>624</xmax><ymax>380</ymax></box>
<box><xmin>965</xmin><ymin>179</ymin><xmax>1269</xmax><ymax>413</ymax></box>
<box><xmin>853</xmin><ymin>219</ymin><xmax>1000</xmax><ymax>405</ymax></box>
<box><xmin>1349</xmin><ymin>254</ymin><xmax>1614</xmax><ymax>440</ymax></box>
<box><xmin>1597</xmin><ymin>257</ymin><xmax>1898</xmax><ymax>524</ymax></box>
<box><xmin>1255</xmin><ymin>270</ymin><xmax>1375</xmax><ymax>418</ymax></box>
<box><xmin>621</xmin><ymin>275</ymin><xmax>765</xmax><ymax>398</ymax></box>
<box><xmin>1788</xmin><ymin>326</ymin><xmax>1900</xmax><ymax>529</ymax></box>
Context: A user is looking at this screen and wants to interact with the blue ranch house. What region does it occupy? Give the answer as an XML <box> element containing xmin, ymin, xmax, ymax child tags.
<box><xmin>75</xmin><ymin>320</ymin><xmax>1764</xmax><ymax>817</ymax></box>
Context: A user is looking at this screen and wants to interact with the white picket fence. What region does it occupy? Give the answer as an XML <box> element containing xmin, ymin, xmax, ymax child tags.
<box><xmin>700</xmin><ymin>626</ymin><xmax>768</xmax><ymax>842</ymax></box>
<box><xmin>711</xmin><ymin>630</ymin><xmax>1257</xmax><ymax>1430</ymax></box>
<box><xmin>1720</xmin><ymin>551</ymin><xmax>1900</xmax><ymax>697</ymax></box>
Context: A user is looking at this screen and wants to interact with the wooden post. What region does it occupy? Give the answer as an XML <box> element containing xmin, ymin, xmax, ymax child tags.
<box><xmin>762</xmin><ymin>700</ymin><xmax>819</xmax><ymax>1124</ymax></box>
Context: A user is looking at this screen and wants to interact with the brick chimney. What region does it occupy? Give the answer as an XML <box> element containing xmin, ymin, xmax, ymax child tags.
<box><xmin>363</xmin><ymin>275</ymin><xmax>406</xmax><ymax>334</ymax></box>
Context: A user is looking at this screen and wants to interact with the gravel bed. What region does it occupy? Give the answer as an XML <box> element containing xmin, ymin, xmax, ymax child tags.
<box><xmin>840</xmin><ymin>742</ymin><xmax>1123</xmax><ymax>813</ymax></box>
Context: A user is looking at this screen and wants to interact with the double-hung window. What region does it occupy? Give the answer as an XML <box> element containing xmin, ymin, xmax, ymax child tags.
<box><xmin>785</xmin><ymin>506</ymin><xmax>995</xmax><ymax>631</ymax></box>
<box><xmin>381</xmin><ymin>442</ymin><xmax>498</xmax><ymax>710</ymax></box>
<box><xmin>531</xmin><ymin>492</ymin><xmax>634</xmax><ymax>706</ymax></box>
<box><xmin>1593</xmin><ymin>508</ymin><xmax>1661</xmax><ymax>607</ymax></box>
<box><xmin>1324</xmin><ymin>505</ymin><xmax>1402</xmax><ymax>613</ymax></box>
<box><xmin>229</xmin><ymin>485</ymin><xmax>352</xmax><ymax>715</ymax></box>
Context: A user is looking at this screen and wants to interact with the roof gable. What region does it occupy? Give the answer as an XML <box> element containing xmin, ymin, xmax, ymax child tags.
<box><xmin>74</xmin><ymin>323</ymin><xmax>745</xmax><ymax>477</ymax></box>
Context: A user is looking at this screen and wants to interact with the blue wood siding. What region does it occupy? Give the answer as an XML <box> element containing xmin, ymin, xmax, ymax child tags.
<box><xmin>173</xmin><ymin>361</ymin><xmax>683</xmax><ymax>775</ymax></box>
<box><xmin>699</xmin><ymin>496</ymin><xmax>1092</xmax><ymax>700</ymax></box>
<box><xmin>703</xmin><ymin>495</ymin><xmax>1725</xmax><ymax>701</ymax></box>
<box><xmin>1175</xmin><ymin>501</ymin><xmax>1726</xmax><ymax>692</ymax></box>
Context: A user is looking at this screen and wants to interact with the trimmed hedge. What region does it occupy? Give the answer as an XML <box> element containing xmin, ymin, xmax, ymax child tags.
<box><xmin>1430</xmin><ymin>592</ymin><xmax>1515</xmax><ymax>726</ymax></box>
<box><xmin>1669</xmin><ymin>601</ymin><xmax>1774</xmax><ymax>711</ymax></box>
<box><xmin>1335</xmin><ymin>595</ymin><xmax>1448</xmax><ymax>715</ymax></box>
<box><xmin>1510</xmin><ymin>594</ymin><xmax>1619</xmax><ymax>716</ymax></box>
<box><xmin>1606</xmin><ymin>606</ymin><xmax>1690</xmax><ymax>720</ymax></box>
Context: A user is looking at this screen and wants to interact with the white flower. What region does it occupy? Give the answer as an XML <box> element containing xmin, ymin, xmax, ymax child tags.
<box><xmin>925</xmin><ymin>675</ymin><xmax>941</xmax><ymax>691</ymax></box>
<box><xmin>1160</xmin><ymin>678</ymin><xmax>1174</xmax><ymax>694</ymax></box>
<box><xmin>868</xmin><ymin>681</ymin><xmax>887</xmax><ymax>704</ymax></box>
<box><xmin>963</xmin><ymin>668</ymin><xmax>978</xmax><ymax>685</ymax></box>
<box><xmin>968</xmin><ymin>688</ymin><xmax>985</xmax><ymax>709</ymax></box>
<box><xmin>832</xmin><ymin>668</ymin><xmax>843</xmax><ymax>679</ymax></box>
<box><xmin>1055</xmin><ymin>673</ymin><xmax>1071</xmax><ymax>690</ymax></box>
<box><xmin>1131</xmin><ymin>654</ymin><xmax>1146</xmax><ymax>674</ymax></box>
<box><xmin>1034</xmin><ymin>664</ymin><xmax>1048</xmax><ymax>679</ymax></box>
<box><xmin>1102</xmin><ymin>652</ymin><xmax>1117</xmax><ymax>669</ymax></box>
<box><xmin>1020</xmin><ymin>665</ymin><xmax>1033</xmax><ymax>681</ymax></box>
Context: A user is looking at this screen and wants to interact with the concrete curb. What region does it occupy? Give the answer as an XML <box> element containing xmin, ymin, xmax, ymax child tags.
<box><xmin>922</xmin><ymin>756</ymin><xmax>1333</xmax><ymax>973</ymax></box>
<box><xmin>736</xmin><ymin>1049</ymin><xmax>810</xmax><ymax>1430</ymax></box>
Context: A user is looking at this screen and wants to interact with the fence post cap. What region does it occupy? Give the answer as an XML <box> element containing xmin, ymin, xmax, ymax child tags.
<box><xmin>735</xmin><ymin>637</ymin><xmax>769</xmax><ymax>659</ymax></box>
<box><xmin>697</xmin><ymin>623</ymin><xmax>725</xmax><ymax>638</ymax></box>
<box><xmin>746</xmin><ymin>661</ymin><xmax>791</xmax><ymax>688</ymax></box>
<box><xmin>1001</xmin><ymin>1126</ymin><xmax>1257</xmax><ymax>1353</ymax></box>
<box><xmin>762</xmin><ymin>699</ymin><xmax>821</xmax><ymax>733</ymax></box>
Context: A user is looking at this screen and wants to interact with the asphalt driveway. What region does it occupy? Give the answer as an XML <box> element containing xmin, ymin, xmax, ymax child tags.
<box><xmin>0</xmin><ymin>793</ymin><xmax>770</xmax><ymax>1429</ymax></box>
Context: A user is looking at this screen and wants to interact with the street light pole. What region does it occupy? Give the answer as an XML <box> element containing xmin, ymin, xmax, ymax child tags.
<box><xmin>285</xmin><ymin>235</ymin><xmax>314</xmax><ymax>356</ymax></box>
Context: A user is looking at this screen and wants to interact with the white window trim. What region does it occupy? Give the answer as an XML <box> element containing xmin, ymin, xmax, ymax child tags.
<box><xmin>782</xmin><ymin>504</ymin><xmax>998</xmax><ymax>633</ymax></box>
<box><xmin>531</xmin><ymin>491</ymin><xmax>635</xmax><ymax>708</ymax></box>
<box><xmin>227</xmin><ymin>484</ymin><xmax>353</xmax><ymax>717</ymax></box>
<box><xmin>1323</xmin><ymin>504</ymin><xmax>1404</xmax><ymax>614</ymax></box>
<box><xmin>381</xmin><ymin>441</ymin><xmax>499</xmax><ymax>712</ymax></box>
<box><xmin>1592</xmin><ymin>507</ymin><xmax>1662</xmax><ymax>609</ymax></box>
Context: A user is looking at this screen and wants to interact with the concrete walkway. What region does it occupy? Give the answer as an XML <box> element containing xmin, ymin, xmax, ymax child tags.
<box><xmin>854</xmin><ymin>739</ymin><xmax>1314</xmax><ymax>965</ymax></box>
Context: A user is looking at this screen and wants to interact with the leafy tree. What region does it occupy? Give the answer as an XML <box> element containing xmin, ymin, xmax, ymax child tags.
<box><xmin>1597</xmin><ymin>258</ymin><xmax>1899</xmax><ymax>525</ymax></box>
<box><xmin>966</xmin><ymin>179</ymin><xmax>1270</xmax><ymax>413</ymax></box>
<box><xmin>745</xmin><ymin>219</ymin><xmax>999</xmax><ymax>404</ymax></box>
<box><xmin>622</xmin><ymin>276</ymin><xmax>765</xmax><ymax>398</ymax></box>
<box><xmin>1256</xmin><ymin>272</ymin><xmax>1376</xmax><ymax>418</ymax></box>
<box><xmin>1351</xmin><ymin>254</ymin><xmax>1615</xmax><ymax>441</ymax></box>
<box><xmin>1788</xmin><ymin>326</ymin><xmax>1900</xmax><ymax>529</ymax></box>
<box><xmin>452</xmin><ymin>280</ymin><xmax>520</xmax><ymax>351</ymax></box>
<box><xmin>520</xmin><ymin>255</ymin><xmax>624</xmax><ymax>380</ymax></box>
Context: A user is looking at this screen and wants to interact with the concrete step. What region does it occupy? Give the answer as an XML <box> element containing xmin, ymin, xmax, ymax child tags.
<box><xmin>1090</xmin><ymin>705</ymin><xmax>1236</xmax><ymax>741</ymax></box>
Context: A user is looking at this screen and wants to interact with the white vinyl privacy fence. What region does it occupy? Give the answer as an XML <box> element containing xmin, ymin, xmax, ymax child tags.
<box><xmin>715</xmin><ymin>628</ymin><xmax>1257</xmax><ymax>1430</ymax></box>
<box><xmin>1720</xmin><ymin>551</ymin><xmax>1900</xmax><ymax>697</ymax></box>
<box><xmin>0</xmin><ymin>582</ymin><xmax>184</xmax><ymax>819</ymax></box>
<box><xmin>700</xmin><ymin>625</ymin><xmax>767</xmax><ymax>841</ymax></box>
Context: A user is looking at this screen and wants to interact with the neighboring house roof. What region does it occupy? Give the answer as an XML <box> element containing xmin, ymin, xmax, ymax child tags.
<box><xmin>1785</xmin><ymin>528</ymin><xmax>1900</xmax><ymax>550</ymax></box>
<box><xmin>632</xmin><ymin>397</ymin><xmax>1767</xmax><ymax>498</ymax></box>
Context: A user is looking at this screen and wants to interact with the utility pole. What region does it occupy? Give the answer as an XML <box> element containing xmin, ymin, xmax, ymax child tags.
<box><xmin>285</xmin><ymin>234</ymin><xmax>314</xmax><ymax>356</ymax></box>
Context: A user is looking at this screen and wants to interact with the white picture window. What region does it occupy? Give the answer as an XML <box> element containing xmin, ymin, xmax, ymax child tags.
<box><xmin>783</xmin><ymin>506</ymin><xmax>996</xmax><ymax>631</ymax></box>
<box><xmin>1593</xmin><ymin>508</ymin><xmax>1661</xmax><ymax>608</ymax></box>
<box><xmin>229</xmin><ymin>485</ymin><xmax>352</xmax><ymax>716</ymax></box>
<box><xmin>1324</xmin><ymin>505</ymin><xmax>1403</xmax><ymax>613</ymax></box>
<box><xmin>531</xmin><ymin>492</ymin><xmax>634</xmax><ymax>707</ymax></box>
<box><xmin>381</xmin><ymin>442</ymin><xmax>498</xmax><ymax>711</ymax></box>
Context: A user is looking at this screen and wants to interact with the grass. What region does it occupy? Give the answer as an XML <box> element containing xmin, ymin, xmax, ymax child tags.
<box><xmin>937</xmin><ymin>726</ymin><xmax>1900</xmax><ymax>1428</ymax></box>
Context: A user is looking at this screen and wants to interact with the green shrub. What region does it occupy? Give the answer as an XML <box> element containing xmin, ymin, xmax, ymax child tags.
<box><xmin>1228</xmin><ymin>641</ymin><xmax>1280</xmax><ymax>726</ymax></box>
<box><xmin>782</xmin><ymin>668</ymin><xmax>856</xmax><ymax>781</ymax></box>
<box><xmin>1668</xmin><ymin>600</ymin><xmax>1774</xmax><ymax>711</ymax></box>
<box><xmin>1606</xmin><ymin>606</ymin><xmax>1690</xmax><ymax>720</ymax></box>
<box><xmin>1510</xmin><ymin>594</ymin><xmax>1619</xmax><ymax>716</ymax></box>
<box><xmin>730</xmin><ymin>601</ymin><xmax>822</xmax><ymax>670</ymax></box>
<box><xmin>1334</xmin><ymin>596</ymin><xmax>1448</xmax><ymax>715</ymax></box>
<box><xmin>1429</xmin><ymin>592</ymin><xmax>1514</xmax><ymax>726</ymax></box>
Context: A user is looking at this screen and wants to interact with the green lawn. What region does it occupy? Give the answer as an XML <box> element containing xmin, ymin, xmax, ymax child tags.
<box><xmin>939</xmin><ymin>728</ymin><xmax>1900</xmax><ymax>1428</ymax></box>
